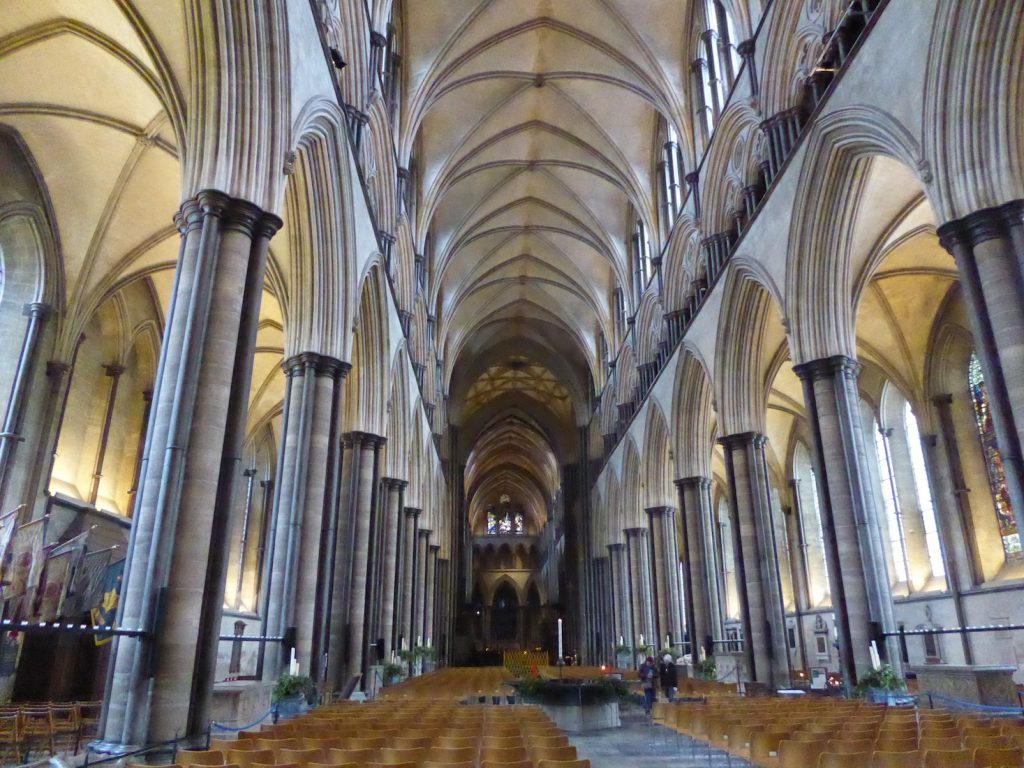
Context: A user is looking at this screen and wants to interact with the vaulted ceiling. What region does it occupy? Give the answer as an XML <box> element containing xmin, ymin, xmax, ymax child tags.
<box><xmin>403</xmin><ymin>1</ymin><xmax>697</xmax><ymax>502</ymax></box>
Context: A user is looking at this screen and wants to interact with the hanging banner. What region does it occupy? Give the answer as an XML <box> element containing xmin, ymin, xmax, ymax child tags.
<box><xmin>91</xmin><ymin>558</ymin><xmax>126</xmax><ymax>646</ymax></box>
<box><xmin>65</xmin><ymin>547</ymin><xmax>114</xmax><ymax>617</ymax></box>
<box><xmin>38</xmin><ymin>550</ymin><xmax>74</xmax><ymax>622</ymax></box>
<box><xmin>4</xmin><ymin>519</ymin><xmax>44</xmax><ymax>603</ymax></box>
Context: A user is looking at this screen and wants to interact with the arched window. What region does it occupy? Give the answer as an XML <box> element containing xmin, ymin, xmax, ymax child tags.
<box><xmin>969</xmin><ymin>353</ymin><xmax>1021</xmax><ymax>560</ymax></box>
<box><xmin>873</xmin><ymin>386</ymin><xmax>947</xmax><ymax>590</ymax></box>
<box><xmin>792</xmin><ymin>443</ymin><xmax>830</xmax><ymax>607</ymax></box>
<box><xmin>691</xmin><ymin>0</ymin><xmax>743</xmax><ymax>149</ymax></box>
<box><xmin>874</xmin><ymin>418</ymin><xmax>911</xmax><ymax>585</ymax></box>
<box><xmin>717</xmin><ymin>497</ymin><xmax>740</xmax><ymax>620</ymax></box>
<box><xmin>632</xmin><ymin>214</ymin><xmax>651</xmax><ymax>297</ymax></box>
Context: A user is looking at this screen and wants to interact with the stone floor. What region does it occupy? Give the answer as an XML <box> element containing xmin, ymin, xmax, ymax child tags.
<box><xmin>568</xmin><ymin>713</ymin><xmax>753</xmax><ymax>768</ymax></box>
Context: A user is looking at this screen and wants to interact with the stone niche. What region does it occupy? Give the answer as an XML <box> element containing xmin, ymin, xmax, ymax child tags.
<box><xmin>909</xmin><ymin>664</ymin><xmax>1019</xmax><ymax>707</ymax></box>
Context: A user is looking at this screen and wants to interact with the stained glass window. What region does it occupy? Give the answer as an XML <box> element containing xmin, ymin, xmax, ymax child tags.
<box><xmin>498</xmin><ymin>514</ymin><xmax>512</xmax><ymax>534</ymax></box>
<box><xmin>513</xmin><ymin>513</ymin><xmax>523</xmax><ymax>533</ymax></box>
<box><xmin>487</xmin><ymin>512</ymin><xmax>497</xmax><ymax>535</ymax></box>
<box><xmin>968</xmin><ymin>354</ymin><xmax>1021</xmax><ymax>560</ymax></box>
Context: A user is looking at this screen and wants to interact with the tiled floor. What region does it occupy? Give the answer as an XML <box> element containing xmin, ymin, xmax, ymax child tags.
<box><xmin>569</xmin><ymin>714</ymin><xmax>753</xmax><ymax>768</ymax></box>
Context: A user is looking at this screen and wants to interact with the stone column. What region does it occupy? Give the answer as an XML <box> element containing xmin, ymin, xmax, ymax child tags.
<box><xmin>88</xmin><ymin>364</ymin><xmax>124</xmax><ymax>506</ymax></box>
<box><xmin>0</xmin><ymin>302</ymin><xmax>50</xmax><ymax>507</ymax></box>
<box><xmin>676</xmin><ymin>477</ymin><xmax>722</xmax><ymax>657</ymax></box>
<box><xmin>413</xmin><ymin>528</ymin><xmax>432</xmax><ymax>646</ymax></box>
<box><xmin>624</xmin><ymin>527</ymin><xmax>655</xmax><ymax>648</ymax></box>
<box><xmin>399</xmin><ymin>507</ymin><xmax>421</xmax><ymax>647</ymax></box>
<box><xmin>938</xmin><ymin>200</ymin><xmax>1024</xmax><ymax>538</ymax></box>
<box><xmin>102</xmin><ymin>191</ymin><xmax>280</xmax><ymax>747</ymax></box>
<box><xmin>607</xmin><ymin>543</ymin><xmax>629</xmax><ymax>650</ymax></box>
<box><xmin>346</xmin><ymin>433</ymin><xmax>385</xmax><ymax>686</ymax></box>
<box><xmin>263</xmin><ymin>354</ymin><xmax>347</xmax><ymax>680</ymax></box>
<box><xmin>645</xmin><ymin>508</ymin><xmax>669</xmax><ymax>644</ymax></box>
<box><xmin>646</xmin><ymin>506</ymin><xmax>684</xmax><ymax>648</ymax></box>
<box><xmin>425</xmin><ymin>544</ymin><xmax>439</xmax><ymax>644</ymax></box>
<box><xmin>719</xmin><ymin>433</ymin><xmax>790</xmax><ymax>686</ymax></box>
<box><xmin>378</xmin><ymin>479</ymin><xmax>407</xmax><ymax>655</ymax></box>
<box><xmin>325</xmin><ymin>433</ymin><xmax>362</xmax><ymax>688</ymax></box>
<box><xmin>793</xmin><ymin>355</ymin><xmax>899</xmax><ymax>684</ymax></box>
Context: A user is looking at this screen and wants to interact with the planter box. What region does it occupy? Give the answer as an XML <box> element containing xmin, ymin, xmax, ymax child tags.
<box><xmin>910</xmin><ymin>664</ymin><xmax>1019</xmax><ymax>707</ymax></box>
<box><xmin>539</xmin><ymin>700</ymin><xmax>621</xmax><ymax>733</ymax></box>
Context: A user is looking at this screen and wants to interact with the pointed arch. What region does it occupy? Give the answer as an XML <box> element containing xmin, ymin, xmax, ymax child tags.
<box><xmin>642</xmin><ymin>403</ymin><xmax>673</xmax><ymax>508</ymax></box>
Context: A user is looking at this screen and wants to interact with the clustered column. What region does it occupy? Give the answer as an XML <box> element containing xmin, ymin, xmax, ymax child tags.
<box><xmin>413</xmin><ymin>528</ymin><xmax>432</xmax><ymax>644</ymax></box>
<box><xmin>793</xmin><ymin>356</ymin><xmax>899</xmax><ymax>683</ymax></box>
<box><xmin>646</xmin><ymin>506</ymin><xmax>685</xmax><ymax>649</ymax></box>
<box><xmin>676</xmin><ymin>477</ymin><xmax>723</xmax><ymax>657</ymax></box>
<box><xmin>263</xmin><ymin>353</ymin><xmax>348</xmax><ymax>682</ymax></box>
<box><xmin>399</xmin><ymin>507</ymin><xmax>421</xmax><ymax>647</ymax></box>
<box><xmin>102</xmin><ymin>191</ymin><xmax>281</xmax><ymax>747</ymax></box>
<box><xmin>719</xmin><ymin>433</ymin><xmax>790</xmax><ymax>686</ymax></box>
<box><xmin>624</xmin><ymin>527</ymin><xmax>655</xmax><ymax>648</ymax></box>
<box><xmin>607</xmin><ymin>543</ymin><xmax>630</xmax><ymax>648</ymax></box>
<box><xmin>378</xmin><ymin>478</ymin><xmax>407</xmax><ymax>655</ymax></box>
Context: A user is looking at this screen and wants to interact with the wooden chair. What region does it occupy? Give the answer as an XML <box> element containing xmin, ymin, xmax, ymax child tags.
<box><xmin>480</xmin><ymin>745</ymin><xmax>529</xmax><ymax>763</ymax></box>
<box><xmin>825</xmin><ymin>739</ymin><xmax>875</xmax><ymax>754</ymax></box>
<box><xmin>536</xmin><ymin>761</ymin><xmax>591</xmax><ymax>768</ymax></box>
<box><xmin>779</xmin><ymin>738</ymin><xmax>827</xmax><ymax>768</ymax></box>
<box><xmin>279</xmin><ymin>747</ymin><xmax>325</xmax><ymax>765</ymax></box>
<box><xmin>422</xmin><ymin>762</ymin><xmax>474</xmax><ymax>768</ymax></box>
<box><xmin>870</xmin><ymin>750</ymin><xmax>922</xmax><ymax>768</ymax></box>
<box><xmin>226</xmin><ymin>748</ymin><xmax>275</xmax><ymax>766</ymax></box>
<box><xmin>923</xmin><ymin>748</ymin><xmax>975</xmax><ymax>768</ymax></box>
<box><xmin>377</xmin><ymin>746</ymin><xmax>427</xmax><ymax>765</ymax></box>
<box><xmin>21</xmin><ymin>707</ymin><xmax>53</xmax><ymax>758</ymax></box>
<box><xmin>0</xmin><ymin>713</ymin><xmax>21</xmax><ymax>766</ymax></box>
<box><xmin>974</xmin><ymin>746</ymin><xmax>1024</xmax><ymax>767</ymax></box>
<box><xmin>967</xmin><ymin>735</ymin><xmax>1013</xmax><ymax>750</ymax></box>
<box><xmin>529</xmin><ymin>745</ymin><xmax>577</xmax><ymax>763</ymax></box>
<box><xmin>820</xmin><ymin>752</ymin><xmax>871</xmax><ymax>768</ymax></box>
<box><xmin>328</xmin><ymin>747</ymin><xmax>379</xmax><ymax>764</ymax></box>
<box><xmin>750</xmin><ymin>730</ymin><xmax>786</xmax><ymax>767</ymax></box>
<box><xmin>920</xmin><ymin>735</ymin><xmax>962</xmax><ymax>751</ymax></box>
<box><xmin>480</xmin><ymin>759</ymin><xmax>532</xmax><ymax>768</ymax></box>
<box><xmin>178</xmin><ymin>749</ymin><xmax>225</xmax><ymax>767</ymax></box>
<box><xmin>427</xmin><ymin>746</ymin><xmax>477</xmax><ymax>763</ymax></box>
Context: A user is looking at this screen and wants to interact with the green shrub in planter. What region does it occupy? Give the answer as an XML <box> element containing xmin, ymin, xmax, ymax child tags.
<box><xmin>382</xmin><ymin>662</ymin><xmax>405</xmax><ymax>684</ymax></box>
<box><xmin>695</xmin><ymin>658</ymin><xmax>717</xmax><ymax>681</ymax></box>
<box><xmin>272</xmin><ymin>673</ymin><xmax>315</xmax><ymax>704</ymax></box>
<box><xmin>853</xmin><ymin>663</ymin><xmax>907</xmax><ymax>699</ymax></box>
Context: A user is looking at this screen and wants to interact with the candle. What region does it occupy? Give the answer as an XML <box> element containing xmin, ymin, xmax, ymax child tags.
<box><xmin>666</xmin><ymin>635</ymin><xmax>670</xmax><ymax>651</ymax></box>
<box><xmin>557</xmin><ymin>618</ymin><xmax>563</xmax><ymax>659</ymax></box>
<box><xmin>416</xmin><ymin>635</ymin><xmax>422</xmax><ymax>648</ymax></box>
<box><xmin>619</xmin><ymin>634</ymin><xmax>624</xmax><ymax>646</ymax></box>
<box><xmin>639</xmin><ymin>633</ymin><xmax>644</xmax><ymax>647</ymax></box>
<box><xmin>426</xmin><ymin>637</ymin><xmax>431</xmax><ymax>648</ymax></box>
<box><xmin>289</xmin><ymin>648</ymin><xmax>298</xmax><ymax>676</ymax></box>
<box><xmin>401</xmin><ymin>637</ymin><xmax>407</xmax><ymax>651</ymax></box>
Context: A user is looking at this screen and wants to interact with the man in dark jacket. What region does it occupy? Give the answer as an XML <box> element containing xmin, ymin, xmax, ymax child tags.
<box><xmin>659</xmin><ymin>654</ymin><xmax>678</xmax><ymax>701</ymax></box>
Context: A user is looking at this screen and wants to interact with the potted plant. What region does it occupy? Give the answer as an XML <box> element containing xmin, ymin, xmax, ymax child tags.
<box><xmin>416</xmin><ymin>644</ymin><xmax>437</xmax><ymax>673</ymax></box>
<box><xmin>397</xmin><ymin>648</ymin><xmax>417</xmax><ymax>676</ymax></box>
<box><xmin>854</xmin><ymin>663</ymin><xmax>911</xmax><ymax>704</ymax></box>
<box><xmin>382</xmin><ymin>661</ymin><xmax>405</xmax><ymax>686</ymax></box>
<box><xmin>695</xmin><ymin>657</ymin><xmax>717</xmax><ymax>681</ymax></box>
<box><xmin>272</xmin><ymin>673</ymin><xmax>315</xmax><ymax>718</ymax></box>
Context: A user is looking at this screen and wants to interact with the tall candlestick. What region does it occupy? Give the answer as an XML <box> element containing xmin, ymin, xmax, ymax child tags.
<box><xmin>619</xmin><ymin>634</ymin><xmax>624</xmax><ymax>646</ymax></box>
<box><xmin>665</xmin><ymin>635</ymin><xmax>670</xmax><ymax>651</ymax></box>
<box><xmin>639</xmin><ymin>633</ymin><xmax>644</xmax><ymax>647</ymax></box>
<box><xmin>557</xmin><ymin>618</ymin><xmax>563</xmax><ymax>660</ymax></box>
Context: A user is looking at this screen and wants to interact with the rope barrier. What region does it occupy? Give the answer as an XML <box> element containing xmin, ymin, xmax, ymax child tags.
<box><xmin>923</xmin><ymin>691</ymin><xmax>1024</xmax><ymax>716</ymax></box>
<box><xmin>210</xmin><ymin>707</ymin><xmax>274</xmax><ymax>732</ymax></box>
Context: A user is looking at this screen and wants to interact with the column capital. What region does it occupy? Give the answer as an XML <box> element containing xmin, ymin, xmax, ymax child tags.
<box><xmin>737</xmin><ymin>38</ymin><xmax>756</xmax><ymax>57</ymax></box>
<box><xmin>931</xmin><ymin>393</ymin><xmax>954</xmax><ymax>407</ymax></box>
<box><xmin>674</xmin><ymin>475</ymin><xmax>712</xmax><ymax>490</ymax></box>
<box><xmin>937</xmin><ymin>199</ymin><xmax>1022</xmax><ymax>251</ymax></box>
<box><xmin>624</xmin><ymin>527</ymin><xmax>647</xmax><ymax>538</ymax></box>
<box><xmin>717</xmin><ymin>431</ymin><xmax>766</xmax><ymax>449</ymax></box>
<box><xmin>382</xmin><ymin>476</ymin><xmax>408</xmax><ymax>490</ymax></box>
<box><xmin>791</xmin><ymin>354</ymin><xmax>861</xmax><ymax>382</ymax></box>
<box><xmin>46</xmin><ymin>360</ymin><xmax>71</xmax><ymax>378</ymax></box>
<box><xmin>607</xmin><ymin>543</ymin><xmax>625</xmax><ymax>553</ymax></box>
<box><xmin>404</xmin><ymin>506</ymin><xmax>422</xmax><ymax>519</ymax></box>
<box><xmin>645</xmin><ymin>505</ymin><xmax>675</xmax><ymax>517</ymax></box>
<box><xmin>281</xmin><ymin>352</ymin><xmax>350</xmax><ymax>378</ymax></box>
<box><xmin>176</xmin><ymin>190</ymin><xmax>283</xmax><ymax>238</ymax></box>
<box><xmin>429</xmin><ymin>544</ymin><xmax>441</xmax><ymax>553</ymax></box>
<box><xmin>417</xmin><ymin>528</ymin><xmax>433</xmax><ymax>538</ymax></box>
<box><xmin>243</xmin><ymin>467</ymin><xmax>258</xmax><ymax>478</ymax></box>
<box><xmin>103</xmin><ymin>363</ymin><xmax>126</xmax><ymax>378</ymax></box>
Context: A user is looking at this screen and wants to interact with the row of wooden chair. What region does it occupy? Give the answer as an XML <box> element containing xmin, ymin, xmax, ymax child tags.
<box><xmin>656</xmin><ymin>696</ymin><xmax>1024</xmax><ymax>767</ymax></box>
<box><xmin>0</xmin><ymin>700</ymin><xmax>102</xmax><ymax>761</ymax></box>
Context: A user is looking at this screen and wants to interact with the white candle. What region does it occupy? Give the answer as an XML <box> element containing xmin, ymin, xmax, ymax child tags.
<box><xmin>401</xmin><ymin>637</ymin><xmax>407</xmax><ymax>651</ymax></box>
<box><xmin>289</xmin><ymin>648</ymin><xmax>298</xmax><ymax>675</ymax></box>
<box><xmin>416</xmin><ymin>635</ymin><xmax>422</xmax><ymax>647</ymax></box>
<box><xmin>619</xmin><ymin>634</ymin><xmax>624</xmax><ymax>646</ymax></box>
<box><xmin>666</xmin><ymin>635</ymin><xmax>670</xmax><ymax>650</ymax></box>
<box><xmin>557</xmin><ymin>618</ymin><xmax>563</xmax><ymax>659</ymax></box>
<box><xmin>639</xmin><ymin>633</ymin><xmax>644</xmax><ymax>647</ymax></box>
<box><xmin>426</xmin><ymin>637</ymin><xmax>431</xmax><ymax>647</ymax></box>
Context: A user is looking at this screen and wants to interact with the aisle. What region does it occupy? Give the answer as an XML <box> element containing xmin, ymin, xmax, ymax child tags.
<box><xmin>568</xmin><ymin>720</ymin><xmax>753</xmax><ymax>768</ymax></box>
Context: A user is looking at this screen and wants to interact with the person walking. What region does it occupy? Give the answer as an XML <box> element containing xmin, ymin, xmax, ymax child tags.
<box><xmin>638</xmin><ymin>655</ymin><xmax>657</xmax><ymax>715</ymax></box>
<box><xmin>659</xmin><ymin>653</ymin><xmax>678</xmax><ymax>702</ymax></box>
